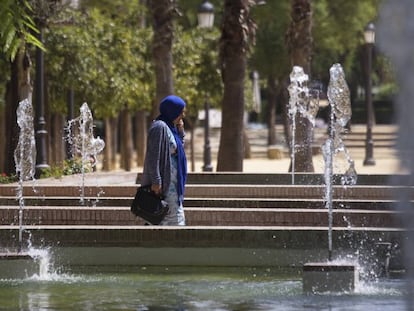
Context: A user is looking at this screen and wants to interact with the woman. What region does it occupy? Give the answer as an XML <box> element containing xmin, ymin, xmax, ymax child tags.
<box><xmin>141</xmin><ymin>95</ymin><xmax>187</xmax><ymax>225</ymax></box>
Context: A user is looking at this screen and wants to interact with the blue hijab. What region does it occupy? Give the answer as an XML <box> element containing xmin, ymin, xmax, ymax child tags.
<box><xmin>156</xmin><ymin>95</ymin><xmax>187</xmax><ymax>199</ymax></box>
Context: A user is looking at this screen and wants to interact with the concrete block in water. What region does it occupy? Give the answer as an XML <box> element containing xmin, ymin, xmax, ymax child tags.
<box><xmin>0</xmin><ymin>253</ymin><xmax>38</xmax><ymax>279</ymax></box>
<box><xmin>303</xmin><ymin>262</ymin><xmax>358</xmax><ymax>293</ymax></box>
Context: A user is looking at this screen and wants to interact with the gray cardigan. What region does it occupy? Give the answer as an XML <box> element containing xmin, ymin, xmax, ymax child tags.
<box><xmin>141</xmin><ymin>120</ymin><xmax>184</xmax><ymax>196</ymax></box>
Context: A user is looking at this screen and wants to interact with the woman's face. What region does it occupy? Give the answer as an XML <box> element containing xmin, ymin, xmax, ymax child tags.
<box><xmin>173</xmin><ymin>109</ymin><xmax>186</xmax><ymax>126</ymax></box>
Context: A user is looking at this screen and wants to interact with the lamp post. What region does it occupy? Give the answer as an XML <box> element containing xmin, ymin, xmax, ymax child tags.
<box><xmin>197</xmin><ymin>1</ymin><xmax>214</xmax><ymax>28</ymax></box>
<box><xmin>35</xmin><ymin>25</ymin><xmax>50</xmax><ymax>176</ymax></box>
<box><xmin>363</xmin><ymin>22</ymin><xmax>376</xmax><ymax>166</ymax></box>
<box><xmin>198</xmin><ymin>1</ymin><xmax>214</xmax><ymax>172</ymax></box>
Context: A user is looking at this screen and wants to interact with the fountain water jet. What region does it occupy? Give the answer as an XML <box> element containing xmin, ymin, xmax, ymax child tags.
<box><xmin>65</xmin><ymin>103</ymin><xmax>105</xmax><ymax>203</ymax></box>
<box><xmin>303</xmin><ymin>64</ymin><xmax>358</xmax><ymax>293</ymax></box>
<box><xmin>14</xmin><ymin>99</ymin><xmax>36</xmax><ymax>252</ymax></box>
<box><xmin>324</xmin><ymin>63</ymin><xmax>357</xmax><ymax>261</ymax></box>
<box><xmin>287</xmin><ymin>66</ymin><xmax>319</xmax><ymax>184</ymax></box>
<box><xmin>0</xmin><ymin>99</ymin><xmax>51</xmax><ymax>279</ymax></box>
<box><xmin>2</xmin><ymin>102</ymin><xmax>105</xmax><ymax>278</ymax></box>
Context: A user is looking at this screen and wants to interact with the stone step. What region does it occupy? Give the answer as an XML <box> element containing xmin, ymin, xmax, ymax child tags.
<box><xmin>0</xmin><ymin>196</ymin><xmax>402</xmax><ymax>210</ymax></box>
<box><xmin>0</xmin><ymin>206</ymin><xmax>402</xmax><ymax>228</ymax></box>
<box><xmin>185</xmin><ymin>198</ymin><xmax>400</xmax><ymax>210</ymax></box>
<box><xmin>184</xmin><ymin>185</ymin><xmax>411</xmax><ymax>200</ymax></box>
<box><xmin>0</xmin><ymin>225</ymin><xmax>403</xmax><ymax>250</ymax></box>
<box><xmin>0</xmin><ymin>184</ymin><xmax>412</xmax><ymax>200</ymax></box>
<box><xmin>184</xmin><ymin>173</ymin><xmax>407</xmax><ymax>185</ymax></box>
<box><xmin>192</xmin><ymin>124</ymin><xmax>399</xmax><ymax>159</ymax></box>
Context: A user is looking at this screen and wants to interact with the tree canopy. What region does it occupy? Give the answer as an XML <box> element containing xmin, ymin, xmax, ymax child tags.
<box><xmin>0</xmin><ymin>0</ymin><xmax>384</xmax><ymax>118</ymax></box>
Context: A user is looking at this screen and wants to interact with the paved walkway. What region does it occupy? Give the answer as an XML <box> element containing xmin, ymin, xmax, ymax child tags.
<box><xmin>5</xmin><ymin>123</ymin><xmax>404</xmax><ymax>187</ymax></box>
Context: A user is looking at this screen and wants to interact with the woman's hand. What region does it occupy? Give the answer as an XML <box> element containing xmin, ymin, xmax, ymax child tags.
<box><xmin>176</xmin><ymin>118</ymin><xmax>184</xmax><ymax>133</ymax></box>
<box><xmin>151</xmin><ymin>184</ymin><xmax>162</xmax><ymax>195</ymax></box>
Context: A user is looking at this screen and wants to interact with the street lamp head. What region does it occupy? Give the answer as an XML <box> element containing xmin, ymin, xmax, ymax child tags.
<box><xmin>197</xmin><ymin>1</ymin><xmax>214</xmax><ymax>28</ymax></box>
<box><xmin>364</xmin><ymin>22</ymin><xmax>376</xmax><ymax>44</ymax></box>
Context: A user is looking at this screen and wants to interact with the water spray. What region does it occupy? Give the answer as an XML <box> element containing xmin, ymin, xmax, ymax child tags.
<box><xmin>287</xmin><ymin>66</ymin><xmax>319</xmax><ymax>184</ymax></box>
<box><xmin>324</xmin><ymin>63</ymin><xmax>357</xmax><ymax>261</ymax></box>
<box><xmin>14</xmin><ymin>99</ymin><xmax>36</xmax><ymax>252</ymax></box>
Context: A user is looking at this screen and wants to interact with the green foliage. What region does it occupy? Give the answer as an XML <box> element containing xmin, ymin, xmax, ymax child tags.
<box><xmin>173</xmin><ymin>26</ymin><xmax>222</xmax><ymax>118</ymax></box>
<box><xmin>250</xmin><ymin>0</ymin><xmax>291</xmax><ymax>80</ymax></box>
<box><xmin>375</xmin><ymin>82</ymin><xmax>398</xmax><ymax>100</ymax></box>
<box><xmin>38</xmin><ymin>157</ymin><xmax>93</xmax><ymax>179</ymax></box>
<box><xmin>45</xmin><ymin>3</ymin><xmax>154</xmax><ymax>118</ymax></box>
<box><xmin>38</xmin><ymin>164</ymin><xmax>63</xmax><ymax>179</ymax></box>
<box><xmin>0</xmin><ymin>0</ymin><xmax>43</xmax><ymax>61</ymax></box>
<box><xmin>0</xmin><ymin>172</ymin><xmax>17</xmax><ymax>184</ymax></box>
<box><xmin>62</xmin><ymin>157</ymin><xmax>92</xmax><ymax>175</ymax></box>
<box><xmin>3</xmin><ymin>0</ymin><xmax>386</xmax><ymax>124</ymax></box>
<box><xmin>312</xmin><ymin>0</ymin><xmax>381</xmax><ymax>83</ymax></box>
<box><xmin>249</xmin><ymin>0</ymin><xmax>384</xmax><ymax>112</ymax></box>
<box><xmin>44</xmin><ymin>1</ymin><xmax>225</xmax><ymax>121</ymax></box>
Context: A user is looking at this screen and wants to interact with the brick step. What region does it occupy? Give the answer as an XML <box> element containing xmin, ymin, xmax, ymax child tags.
<box><xmin>334</xmin><ymin>142</ymin><xmax>396</xmax><ymax>148</ymax></box>
<box><xmin>183</xmin><ymin>173</ymin><xmax>408</xmax><ymax>185</ymax></box>
<box><xmin>0</xmin><ymin>206</ymin><xmax>402</xmax><ymax>227</ymax></box>
<box><xmin>185</xmin><ymin>198</ymin><xmax>399</xmax><ymax>210</ymax></box>
<box><xmin>343</xmin><ymin>136</ymin><xmax>396</xmax><ymax>141</ymax></box>
<box><xmin>185</xmin><ymin>185</ymin><xmax>410</xmax><ymax>200</ymax></box>
<box><xmin>0</xmin><ymin>196</ymin><xmax>402</xmax><ymax>210</ymax></box>
<box><xmin>0</xmin><ymin>185</ymin><xmax>412</xmax><ymax>200</ymax></box>
<box><xmin>193</xmin><ymin>125</ymin><xmax>399</xmax><ymax>159</ymax></box>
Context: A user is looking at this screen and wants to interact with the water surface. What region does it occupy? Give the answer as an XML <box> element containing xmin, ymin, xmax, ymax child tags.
<box><xmin>0</xmin><ymin>266</ymin><xmax>406</xmax><ymax>310</ymax></box>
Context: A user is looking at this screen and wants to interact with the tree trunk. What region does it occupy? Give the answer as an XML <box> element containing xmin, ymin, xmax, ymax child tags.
<box><xmin>149</xmin><ymin>0</ymin><xmax>175</xmax><ymax>119</ymax></box>
<box><xmin>112</xmin><ymin>117</ymin><xmax>119</xmax><ymax>169</ymax></box>
<box><xmin>0</xmin><ymin>101</ymin><xmax>5</xmax><ymax>172</ymax></box>
<box><xmin>133</xmin><ymin>0</ymin><xmax>149</xmax><ymax>171</ymax></box>
<box><xmin>50</xmin><ymin>113</ymin><xmax>65</xmax><ymax>167</ymax></box>
<box><xmin>217</xmin><ymin>55</ymin><xmax>245</xmax><ymax>171</ymax></box>
<box><xmin>281</xmin><ymin>76</ymin><xmax>291</xmax><ymax>151</ymax></box>
<box><xmin>120</xmin><ymin>109</ymin><xmax>133</xmax><ymax>171</ymax></box>
<box><xmin>135</xmin><ymin>110</ymin><xmax>147</xmax><ymax>167</ymax></box>
<box><xmin>243</xmin><ymin>129</ymin><xmax>251</xmax><ymax>159</ymax></box>
<box><xmin>286</xmin><ymin>0</ymin><xmax>314</xmax><ymax>172</ymax></box>
<box><xmin>267</xmin><ymin>75</ymin><xmax>278</xmax><ymax>146</ymax></box>
<box><xmin>4</xmin><ymin>49</ymin><xmax>32</xmax><ymax>175</ymax></box>
<box><xmin>190</xmin><ymin>126</ymin><xmax>195</xmax><ymax>172</ymax></box>
<box><xmin>103</xmin><ymin>118</ymin><xmax>112</xmax><ymax>171</ymax></box>
<box><xmin>217</xmin><ymin>0</ymin><xmax>255</xmax><ymax>172</ymax></box>
<box><xmin>184</xmin><ymin>116</ymin><xmax>196</xmax><ymax>172</ymax></box>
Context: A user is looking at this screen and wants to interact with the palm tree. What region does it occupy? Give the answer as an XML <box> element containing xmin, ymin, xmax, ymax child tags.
<box><xmin>286</xmin><ymin>0</ymin><xmax>314</xmax><ymax>172</ymax></box>
<box><xmin>0</xmin><ymin>0</ymin><xmax>44</xmax><ymax>174</ymax></box>
<box><xmin>149</xmin><ymin>0</ymin><xmax>175</xmax><ymax>118</ymax></box>
<box><xmin>0</xmin><ymin>0</ymin><xmax>42</xmax><ymax>61</ymax></box>
<box><xmin>216</xmin><ymin>0</ymin><xmax>256</xmax><ymax>171</ymax></box>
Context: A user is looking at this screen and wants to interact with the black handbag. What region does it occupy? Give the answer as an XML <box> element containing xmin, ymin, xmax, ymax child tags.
<box><xmin>130</xmin><ymin>185</ymin><xmax>169</xmax><ymax>225</ymax></box>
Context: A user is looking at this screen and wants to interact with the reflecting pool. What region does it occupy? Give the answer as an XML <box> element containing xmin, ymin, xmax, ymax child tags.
<box><xmin>0</xmin><ymin>266</ymin><xmax>407</xmax><ymax>310</ymax></box>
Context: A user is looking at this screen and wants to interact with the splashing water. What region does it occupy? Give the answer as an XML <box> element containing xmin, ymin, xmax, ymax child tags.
<box><xmin>323</xmin><ymin>64</ymin><xmax>357</xmax><ymax>261</ymax></box>
<box><xmin>65</xmin><ymin>103</ymin><xmax>105</xmax><ymax>203</ymax></box>
<box><xmin>14</xmin><ymin>99</ymin><xmax>36</xmax><ymax>252</ymax></box>
<box><xmin>328</xmin><ymin>64</ymin><xmax>352</xmax><ymax>128</ymax></box>
<box><xmin>326</xmin><ymin>64</ymin><xmax>357</xmax><ymax>186</ymax></box>
<box><xmin>27</xmin><ymin>247</ymin><xmax>53</xmax><ymax>280</ymax></box>
<box><xmin>287</xmin><ymin>66</ymin><xmax>319</xmax><ymax>184</ymax></box>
